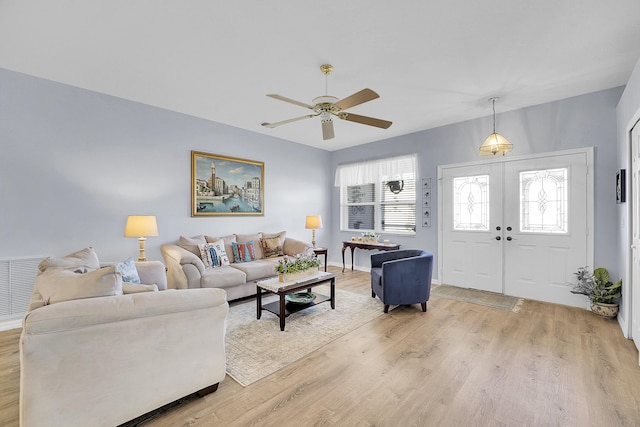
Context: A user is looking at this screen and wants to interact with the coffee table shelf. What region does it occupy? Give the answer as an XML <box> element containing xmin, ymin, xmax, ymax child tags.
<box><xmin>261</xmin><ymin>293</ymin><xmax>331</xmax><ymax>317</ymax></box>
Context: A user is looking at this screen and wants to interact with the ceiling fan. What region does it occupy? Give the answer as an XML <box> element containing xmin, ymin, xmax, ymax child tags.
<box><xmin>261</xmin><ymin>64</ymin><xmax>392</xmax><ymax>140</ymax></box>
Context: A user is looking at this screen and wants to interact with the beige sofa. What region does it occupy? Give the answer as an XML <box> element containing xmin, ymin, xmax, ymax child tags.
<box><xmin>161</xmin><ymin>231</ymin><xmax>313</xmax><ymax>301</ymax></box>
<box><xmin>20</xmin><ymin>248</ymin><xmax>229</xmax><ymax>427</ymax></box>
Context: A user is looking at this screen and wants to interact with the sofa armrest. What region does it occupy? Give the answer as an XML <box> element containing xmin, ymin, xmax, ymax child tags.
<box><xmin>161</xmin><ymin>244</ymin><xmax>205</xmax><ymax>289</ymax></box>
<box><xmin>283</xmin><ymin>237</ymin><xmax>313</xmax><ymax>257</ymax></box>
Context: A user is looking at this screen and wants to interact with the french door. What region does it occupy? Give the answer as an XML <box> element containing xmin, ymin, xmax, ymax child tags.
<box><xmin>440</xmin><ymin>149</ymin><xmax>593</xmax><ymax>306</ymax></box>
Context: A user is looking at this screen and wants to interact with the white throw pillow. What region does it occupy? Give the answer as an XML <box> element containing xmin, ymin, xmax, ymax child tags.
<box><xmin>198</xmin><ymin>240</ymin><xmax>230</xmax><ymax>268</ymax></box>
<box><xmin>36</xmin><ymin>266</ymin><xmax>123</xmax><ymax>305</ymax></box>
<box><xmin>38</xmin><ymin>247</ymin><xmax>101</xmax><ymax>273</ymax></box>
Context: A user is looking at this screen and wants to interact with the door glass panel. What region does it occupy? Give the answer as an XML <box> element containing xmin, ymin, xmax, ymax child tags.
<box><xmin>520</xmin><ymin>168</ymin><xmax>568</xmax><ymax>233</ymax></box>
<box><xmin>453</xmin><ymin>175</ymin><xmax>489</xmax><ymax>230</ymax></box>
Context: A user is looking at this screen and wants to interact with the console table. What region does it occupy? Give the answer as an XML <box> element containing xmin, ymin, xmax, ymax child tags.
<box><xmin>341</xmin><ymin>241</ymin><xmax>400</xmax><ymax>272</ymax></box>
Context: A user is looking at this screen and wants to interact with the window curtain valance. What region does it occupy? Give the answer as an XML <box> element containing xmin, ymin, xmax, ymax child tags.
<box><xmin>334</xmin><ymin>154</ymin><xmax>417</xmax><ymax>187</ymax></box>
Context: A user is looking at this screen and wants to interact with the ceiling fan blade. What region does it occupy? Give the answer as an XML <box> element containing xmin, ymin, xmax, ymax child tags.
<box><xmin>334</xmin><ymin>88</ymin><xmax>380</xmax><ymax>110</ymax></box>
<box><xmin>341</xmin><ymin>112</ymin><xmax>392</xmax><ymax>129</ymax></box>
<box><xmin>322</xmin><ymin>120</ymin><xmax>335</xmax><ymax>140</ymax></box>
<box><xmin>261</xmin><ymin>114</ymin><xmax>316</xmax><ymax>128</ymax></box>
<box><xmin>266</xmin><ymin>94</ymin><xmax>314</xmax><ymax>110</ymax></box>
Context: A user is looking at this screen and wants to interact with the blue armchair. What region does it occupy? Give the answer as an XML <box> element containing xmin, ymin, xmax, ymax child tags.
<box><xmin>370</xmin><ymin>249</ymin><xmax>434</xmax><ymax>313</ymax></box>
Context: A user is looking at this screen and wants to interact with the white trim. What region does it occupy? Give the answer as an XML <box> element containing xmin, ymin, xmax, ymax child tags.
<box><xmin>0</xmin><ymin>318</ymin><xmax>23</xmax><ymax>331</ymax></box>
<box><xmin>438</xmin><ymin>147</ymin><xmax>595</xmax><ymax>297</ymax></box>
<box><xmin>622</xmin><ymin>109</ymin><xmax>640</xmax><ymax>340</ymax></box>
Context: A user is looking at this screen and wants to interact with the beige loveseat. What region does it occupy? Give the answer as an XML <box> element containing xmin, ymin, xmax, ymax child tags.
<box><xmin>161</xmin><ymin>231</ymin><xmax>313</xmax><ymax>301</ymax></box>
<box><xmin>20</xmin><ymin>248</ymin><xmax>229</xmax><ymax>427</ymax></box>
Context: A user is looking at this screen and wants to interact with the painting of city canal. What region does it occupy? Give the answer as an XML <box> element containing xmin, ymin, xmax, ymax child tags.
<box><xmin>191</xmin><ymin>151</ymin><xmax>264</xmax><ymax>216</ymax></box>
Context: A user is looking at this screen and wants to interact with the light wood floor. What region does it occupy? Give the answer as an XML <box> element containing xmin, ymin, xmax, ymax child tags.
<box><xmin>2</xmin><ymin>266</ymin><xmax>640</xmax><ymax>426</ymax></box>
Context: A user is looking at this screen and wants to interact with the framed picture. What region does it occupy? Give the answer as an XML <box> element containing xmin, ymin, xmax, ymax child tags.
<box><xmin>191</xmin><ymin>151</ymin><xmax>264</xmax><ymax>216</ymax></box>
<box><xmin>616</xmin><ymin>169</ymin><xmax>626</xmax><ymax>204</ymax></box>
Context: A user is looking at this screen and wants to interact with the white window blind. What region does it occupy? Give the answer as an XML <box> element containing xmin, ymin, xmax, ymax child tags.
<box><xmin>336</xmin><ymin>154</ymin><xmax>417</xmax><ymax>235</ymax></box>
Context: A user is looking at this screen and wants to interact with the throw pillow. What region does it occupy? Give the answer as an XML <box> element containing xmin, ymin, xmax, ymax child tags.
<box><xmin>177</xmin><ymin>235</ymin><xmax>207</xmax><ymax>257</ymax></box>
<box><xmin>205</xmin><ymin>234</ymin><xmax>236</xmax><ymax>262</ymax></box>
<box><xmin>198</xmin><ymin>240</ymin><xmax>231</xmax><ymax>268</ymax></box>
<box><xmin>232</xmin><ymin>241</ymin><xmax>257</xmax><ymax>263</ymax></box>
<box><xmin>38</xmin><ymin>247</ymin><xmax>101</xmax><ymax>273</ymax></box>
<box><xmin>236</xmin><ymin>233</ymin><xmax>264</xmax><ymax>259</ymax></box>
<box><xmin>36</xmin><ymin>266</ymin><xmax>123</xmax><ymax>305</ymax></box>
<box><xmin>260</xmin><ymin>236</ymin><xmax>284</xmax><ymax>258</ymax></box>
<box><xmin>114</xmin><ymin>257</ymin><xmax>141</xmax><ymax>284</ymax></box>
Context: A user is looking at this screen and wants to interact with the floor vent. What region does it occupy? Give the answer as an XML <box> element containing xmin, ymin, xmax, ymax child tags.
<box><xmin>0</xmin><ymin>257</ymin><xmax>44</xmax><ymax>321</ymax></box>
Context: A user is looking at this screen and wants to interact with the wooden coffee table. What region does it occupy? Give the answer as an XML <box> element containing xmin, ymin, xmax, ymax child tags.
<box><xmin>256</xmin><ymin>272</ymin><xmax>336</xmax><ymax>331</ymax></box>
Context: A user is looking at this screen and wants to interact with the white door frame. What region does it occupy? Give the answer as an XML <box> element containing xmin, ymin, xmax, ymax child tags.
<box><xmin>437</xmin><ymin>147</ymin><xmax>594</xmax><ymax>299</ymax></box>
<box><xmin>624</xmin><ymin>108</ymin><xmax>640</xmax><ymax>344</ymax></box>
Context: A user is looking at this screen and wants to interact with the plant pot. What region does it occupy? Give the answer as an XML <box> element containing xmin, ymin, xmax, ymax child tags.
<box><xmin>591</xmin><ymin>302</ymin><xmax>619</xmax><ymax>318</ymax></box>
<box><xmin>278</xmin><ymin>268</ymin><xmax>319</xmax><ymax>283</ymax></box>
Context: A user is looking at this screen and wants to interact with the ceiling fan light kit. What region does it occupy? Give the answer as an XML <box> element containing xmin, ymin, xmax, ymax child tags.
<box><xmin>262</xmin><ymin>64</ymin><xmax>392</xmax><ymax>140</ymax></box>
<box><xmin>479</xmin><ymin>97</ymin><xmax>513</xmax><ymax>156</ymax></box>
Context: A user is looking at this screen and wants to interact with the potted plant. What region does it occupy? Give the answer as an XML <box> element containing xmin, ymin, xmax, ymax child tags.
<box><xmin>274</xmin><ymin>254</ymin><xmax>322</xmax><ymax>283</ymax></box>
<box><xmin>571</xmin><ymin>266</ymin><xmax>622</xmax><ymax>318</ymax></box>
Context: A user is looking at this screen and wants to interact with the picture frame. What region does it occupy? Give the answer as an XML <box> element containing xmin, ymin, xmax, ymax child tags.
<box><xmin>191</xmin><ymin>151</ymin><xmax>264</xmax><ymax>216</ymax></box>
<box><xmin>616</xmin><ymin>169</ymin><xmax>626</xmax><ymax>204</ymax></box>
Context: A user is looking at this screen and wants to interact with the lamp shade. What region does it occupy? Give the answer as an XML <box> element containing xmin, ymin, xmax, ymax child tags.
<box><xmin>478</xmin><ymin>132</ymin><xmax>513</xmax><ymax>156</ymax></box>
<box><xmin>305</xmin><ymin>215</ymin><xmax>323</xmax><ymax>229</ymax></box>
<box><xmin>124</xmin><ymin>216</ymin><xmax>159</xmax><ymax>237</ymax></box>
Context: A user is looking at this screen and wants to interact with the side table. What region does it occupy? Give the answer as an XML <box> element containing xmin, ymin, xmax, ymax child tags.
<box><xmin>341</xmin><ymin>241</ymin><xmax>400</xmax><ymax>272</ymax></box>
<box><xmin>313</xmin><ymin>247</ymin><xmax>328</xmax><ymax>272</ymax></box>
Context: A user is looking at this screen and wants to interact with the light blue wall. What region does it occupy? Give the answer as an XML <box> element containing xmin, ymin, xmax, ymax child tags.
<box><xmin>616</xmin><ymin>57</ymin><xmax>640</xmax><ymax>337</ymax></box>
<box><xmin>329</xmin><ymin>87</ymin><xmax>624</xmax><ymax>279</ymax></box>
<box><xmin>0</xmin><ymin>68</ymin><xmax>331</xmax><ymax>262</ymax></box>
<box><xmin>0</xmin><ymin>66</ymin><xmax>625</xmax><ymax>294</ymax></box>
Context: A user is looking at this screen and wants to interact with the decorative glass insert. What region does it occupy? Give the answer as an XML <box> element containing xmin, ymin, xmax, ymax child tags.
<box><xmin>453</xmin><ymin>175</ymin><xmax>489</xmax><ymax>230</ymax></box>
<box><xmin>520</xmin><ymin>168</ymin><xmax>568</xmax><ymax>233</ymax></box>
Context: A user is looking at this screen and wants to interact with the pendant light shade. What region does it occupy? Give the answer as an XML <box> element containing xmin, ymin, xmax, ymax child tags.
<box><xmin>479</xmin><ymin>97</ymin><xmax>512</xmax><ymax>156</ymax></box>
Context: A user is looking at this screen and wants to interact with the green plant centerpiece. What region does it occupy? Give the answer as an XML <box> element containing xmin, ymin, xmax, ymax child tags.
<box><xmin>571</xmin><ymin>266</ymin><xmax>622</xmax><ymax>318</ymax></box>
<box><xmin>361</xmin><ymin>231</ymin><xmax>379</xmax><ymax>243</ymax></box>
<box><xmin>274</xmin><ymin>254</ymin><xmax>322</xmax><ymax>282</ymax></box>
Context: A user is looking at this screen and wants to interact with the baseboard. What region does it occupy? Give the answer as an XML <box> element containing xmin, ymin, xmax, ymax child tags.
<box><xmin>0</xmin><ymin>318</ymin><xmax>23</xmax><ymax>331</ymax></box>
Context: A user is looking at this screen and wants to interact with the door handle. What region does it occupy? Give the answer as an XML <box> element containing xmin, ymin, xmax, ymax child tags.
<box><xmin>494</xmin><ymin>236</ymin><xmax>501</xmax><ymax>241</ymax></box>
<box><xmin>506</xmin><ymin>236</ymin><xmax>513</xmax><ymax>241</ymax></box>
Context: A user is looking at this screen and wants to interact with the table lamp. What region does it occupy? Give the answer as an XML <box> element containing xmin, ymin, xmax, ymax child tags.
<box><xmin>124</xmin><ymin>215</ymin><xmax>159</xmax><ymax>261</ymax></box>
<box><xmin>305</xmin><ymin>215</ymin><xmax>322</xmax><ymax>248</ymax></box>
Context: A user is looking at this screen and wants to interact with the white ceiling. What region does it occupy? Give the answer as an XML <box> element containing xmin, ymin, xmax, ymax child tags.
<box><xmin>1</xmin><ymin>1</ymin><xmax>640</xmax><ymax>151</ymax></box>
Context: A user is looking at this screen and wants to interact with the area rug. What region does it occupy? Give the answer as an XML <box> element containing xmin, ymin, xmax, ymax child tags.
<box><xmin>225</xmin><ymin>285</ymin><xmax>383</xmax><ymax>386</ymax></box>
<box><xmin>431</xmin><ymin>284</ymin><xmax>524</xmax><ymax>312</ymax></box>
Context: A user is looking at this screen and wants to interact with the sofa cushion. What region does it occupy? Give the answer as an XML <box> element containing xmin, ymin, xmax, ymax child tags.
<box><xmin>200</xmin><ymin>265</ymin><xmax>247</xmax><ymax>289</ymax></box>
<box><xmin>38</xmin><ymin>247</ymin><xmax>101</xmax><ymax>273</ymax></box>
<box><xmin>114</xmin><ymin>258</ymin><xmax>141</xmax><ymax>284</ymax></box>
<box><xmin>260</xmin><ymin>236</ymin><xmax>284</xmax><ymax>258</ymax></box>
<box><xmin>236</xmin><ymin>233</ymin><xmax>263</xmax><ymax>259</ymax></box>
<box><xmin>205</xmin><ymin>234</ymin><xmax>236</xmax><ymax>262</ymax></box>
<box><xmin>122</xmin><ymin>283</ymin><xmax>159</xmax><ymax>293</ymax></box>
<box><xmin>232</xmin><ymin>241</ymin><xmax>257</xmax><ymax>263</ymax></box>
<box><xmin>36</xmin><ymin>266</ymin><xmax>123</xmax><ymax>305</ymax></box>
<box><xmin>230</xmin><ymin>259</ymin><xmax>278</xmax><ymax>282</ymax></box>
<box><xmin>23</xmin><ymin>288</ymin><xmax>227</xmax><ymax>334</ymax></box>
<box><xmin>178</xmin><ymin>235</ymin><xmax>206</xmax><ymax>257</ymax></box>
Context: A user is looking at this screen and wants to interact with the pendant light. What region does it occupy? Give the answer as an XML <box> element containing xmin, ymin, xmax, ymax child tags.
<box><xmin>479</xmin><ymin>97</ymin><xmax>512</xmax><ymax>156</ymax></box>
